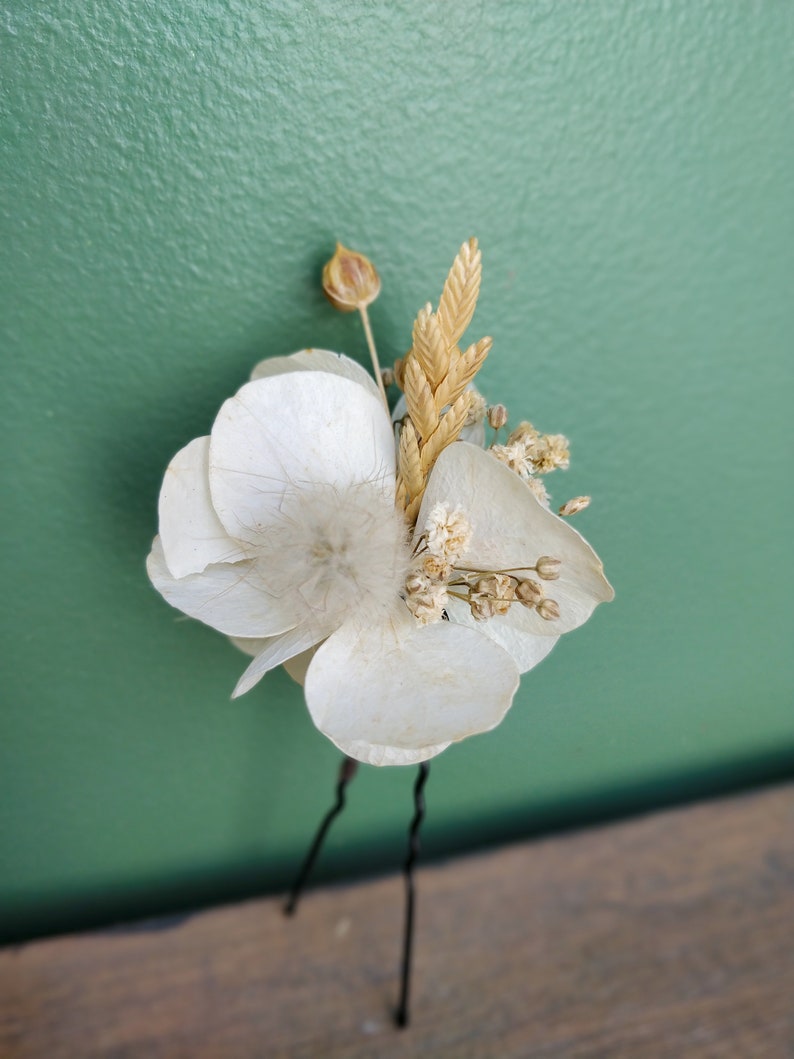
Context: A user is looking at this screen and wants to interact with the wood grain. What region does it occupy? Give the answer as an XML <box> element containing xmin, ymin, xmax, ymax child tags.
<box><xmin>2</xmin><ymin>785</ymin><xmax>793</xmax><ymax>1058</ymax></box>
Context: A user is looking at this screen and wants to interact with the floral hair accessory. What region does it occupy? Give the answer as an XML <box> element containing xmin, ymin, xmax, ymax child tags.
<box><xmin>147</xmin><ymin>240</ymin><xmax>612</xmax><ymax>765</ymax></box>
<box><xmin>146</xmin><ymin>239</ymin><xmax>613</xmax><ymax>1024</ymax></box>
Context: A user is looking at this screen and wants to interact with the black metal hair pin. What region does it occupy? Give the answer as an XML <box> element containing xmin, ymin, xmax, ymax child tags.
<box><xmin>284</xmin><ymin>755</ymin><xmax>358</xmax><ymax>917</ymax></box>
<box><xmin>284</xmin><ymin>755</ymin><xmax>430</xmax><ymax>1029</ymax></box>
<box><xmin>396</xmin><ymin>760</ymin><xmax>430</xmax><ymax>1028</ymax></box>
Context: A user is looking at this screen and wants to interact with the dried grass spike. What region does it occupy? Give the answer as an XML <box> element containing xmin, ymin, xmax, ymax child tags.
<box><xmin>398</xmin><ymin>418</ymin><xmax>423</xmax><ymax>498</ymax></box>
<box><xmin>410</xmin><ymin>305</ymin><xmax>435</xmax><ymax>381</ymax></box>
<box><xmin>404</xmin><ymin>493</ymin><xmax>422</xmax><ymax>525</ymax></box>
<box><xmin>403</xmin><ymin>357</ymin><xmax>439</xmax><ymax>441</ymax></box>
<box><xmin>412</xmin><ymin>306</ymin><xmax>450</xmax><ymax>391</ymax></box>
<box><xmin>434</xmin><ymin>336</ymin><xmax>492</xmax><ymax>411</ymax></box>
<box><xmin>395</xmin><ymin>475</ymin><xmax>408</xmax><ymax>510</ymax></box>
<box><xmin>437</xmin><ymin>238</ymin><xmax>482</xmax><ymax>346</ymax></box>
<box><xmin>419</xmin><ymin>391</ymin><xmax>472</xmax><ymax>474</ymax></box>
<box><xmin>398</xmin><ymin>240</ymin><xmax>490</xmax><ymax>527</ymax></box>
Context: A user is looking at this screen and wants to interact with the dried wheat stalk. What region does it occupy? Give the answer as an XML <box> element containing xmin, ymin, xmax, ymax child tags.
<box><xmin>437</xmin><ymin>236</ymin><xmax>482</xmax><ymax>347</ymax></box>
<box><xmin>395</xmin><ymin>238</ymin><xmax>491</xmax><ymax>525</ymax></box>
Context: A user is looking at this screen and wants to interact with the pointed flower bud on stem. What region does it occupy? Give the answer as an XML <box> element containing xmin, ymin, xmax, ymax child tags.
<box><xmin>515</xmin><ymin>579</ymin><xmax>544</xmax><ymax>607</ymax></box>
<box><xmin>535</xmin><ymin>556</ymin><xmax>562</xmax><ymax>581</ymax></box>
<box><xmin>322</xmin><ymin>242</ymin><xmax>388</xmax><ymax>409</ymax></box>
<box><xmin>537</xmin><ymin>598</ymin><xmax>561</xmax><ymax>621</ymax></box>
<box><xmin>488</xmin><ymin>404</ymin><xmax>508</xmax><ymax>432</ymax></box>
<box><xmin>322</xmin><ymin>243</ymin><xmax>381</xmax><ymax>312</ymax></box>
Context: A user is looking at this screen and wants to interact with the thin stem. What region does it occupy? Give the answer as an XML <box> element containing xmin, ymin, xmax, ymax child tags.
<box><xmin>395</xmin><ymin>761</ymin><xmax>430</xmax><ymax>1028</ymax></box>
<box><xmin>358</xmin><ymin>303</ymin><xmax>389</xmax><ymax>409</ymax></box>
<box><xmin>453</xmin><ymin>565</ymin><xmax>537</xmax><ymax>575</ymax></box>
<box><xmin>284</xmin><ymin>756</ymin><xmax>358</xmax><ymax>916</ymax></box>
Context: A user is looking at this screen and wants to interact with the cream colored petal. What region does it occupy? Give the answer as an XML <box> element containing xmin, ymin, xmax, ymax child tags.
<box><xmin>335</xmin><ymin>739</ymin><xmax>451</xmax><ymax>767</ymax></box>
<box><xmin>147</xmin><ymin>536</ymin><xmax>300</xmax><ymax>638</ymax></box>
<box><xmin>228</xmin><ymin>636</ymin><xmax>269</xmax><ymax>658</ymax></box>
<box><xmin>228</xmin><ymin>637</ymin><xmax>320</xmax><ymax>684</ymax></box>
<box><xmin>282</xmin><ymin>644</ymin><xmax>320</xmax><ymax>686</ymax></box>
<box><xmin>209</xmin><ymin>373</ymin><xmax>395</xmax><ymax>545</ymax></box>
<box><xmin>460</xmin><ymin>419</ymin><xmax>486</xmax><ymax>447</ymax></box>
<box><xmin>304</xmin><ymin>602</ymin><xmax>520</xmax><ymax>767</ymax></box>
<box><xmin>158</xmin><ymin>436</ymin><xmax>248</xmax><ymax>578</ymax></box>
<box><xmin>445</xmin><ymin>597</ymin><xmax>559</xmax><ymax>674</ymax></box>
<box><xmin>418</xmin><ymin>443</ymin><xmax>614</xmax><ymax>636</ymax></box>
<box><xmin>250</xmin><ymin>348</ymin><xmax>382</xmax><ymax>403</ymax></box>
<box><xmin>232</xmin><ymin>624</ymin><xmax>328</xmax><ymax>698</ymax></box>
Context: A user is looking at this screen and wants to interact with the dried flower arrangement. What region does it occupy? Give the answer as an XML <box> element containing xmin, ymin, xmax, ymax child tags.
<box><xmin>147</xmin><ymin>239</ymin><xmax>613</xmax><ymax>1025</ymax></box>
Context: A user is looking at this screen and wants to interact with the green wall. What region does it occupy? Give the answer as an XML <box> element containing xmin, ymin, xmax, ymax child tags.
<box><xmin>2</xmin><ymin>2</ymin><xmax>792</xmax><ymax>942</ymax></box>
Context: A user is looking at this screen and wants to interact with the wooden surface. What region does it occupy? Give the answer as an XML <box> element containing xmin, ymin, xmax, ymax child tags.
<box><xmin>2</xmin><ymin>785</ymin><xmax>793</xmax><ymax>1058</ymax></box>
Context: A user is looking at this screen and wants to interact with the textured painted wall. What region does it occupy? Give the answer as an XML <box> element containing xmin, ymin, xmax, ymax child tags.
<box><xmin>2</xmin><ymin>1</ymin><xmax>792</xmax><ymax>941</ymax></box>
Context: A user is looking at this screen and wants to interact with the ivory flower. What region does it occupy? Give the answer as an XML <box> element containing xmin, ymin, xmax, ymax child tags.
<box><xmin>148</xmin><ymin>350</ymin><xmax>613</xmax><ymax>766</ymax></box>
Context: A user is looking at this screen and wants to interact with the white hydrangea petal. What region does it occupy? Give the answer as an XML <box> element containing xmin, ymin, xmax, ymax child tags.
<box><xmin>228</xmin><ymin>636</ymin><xmax>268</xmax><ymax>658</ymax></box>
<box><xmin>461</xmin><ymin>419</ymin><xmax>486</xmax><ymax>447</ymax></box>
<box><xmin>158</xmin><ymin>437</ymin><xmax>249</xmax><ymax>578</ymax></box>
<box><xmin>147</xmin><ymin>536</ymin><xmax>301</xmax><ymax>638</ymax></box>
<box><xmin>391</xmin><ymin>393</ymin><xmax>408</xmax><ymax>427</ymax></box>
<box><xmin>283</xmin><ymin>645</ymin><xmax>320</xmax><ymax>686</ymax></box>
<box><xmin>232</xmin><ymin>624</ymin><xmax>328</xmax><ymax>698</ymax></box>
<box><xmin>209</xmin><ymin>373</ymin><xmax>395</xmax><ymax>545</ymax></box>
<box><xmin>228</xmin><ymin>637</ymin><xmax>320</xmax><ymax>685</ymax></box>
<box><xmin>336</xmin><ymin>739</ymin><xmax>452</xmax><ymax>767</ymax></box>
<box><xmin>250</xmin><ymin>348</ymin><xmax>382</xmax><ymax>403</ymax></box>
<box><xmin>304</xmin><ymin>602</ymin><xmax>520</xmax><ymax>766</ymax></box>
<box><xmin>445</xmin><ymin>597</ymin><xmax>559</xmax><ymax>674</ymax></box>
<box><xmin>418</xmin><ymin>443</ymin><xmax>614</xmax><ymax>636</ymax></box>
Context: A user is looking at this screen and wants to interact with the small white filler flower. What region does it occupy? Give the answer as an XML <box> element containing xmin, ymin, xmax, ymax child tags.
<box><xmin>148</xmin><ymin>349</ymin><xmax>613</xmax><ymax>766</ymax></box>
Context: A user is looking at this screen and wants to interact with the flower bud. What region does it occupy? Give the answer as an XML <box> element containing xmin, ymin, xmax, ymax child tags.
<box><xmin>470</xmin><ymin>594</ymin><xmax>496</xmax><ymax>621</ymax></box>
<box><xmin>487</xmin><ymin>404</ymin><xmax>508</xmax><ymax>430</ymax></box>
<box><xmin>537</xmin><ymin>598</ymin><xmax>560</xmax><ymax>621</ymax></box>
<box><xmin>559</xmin><ymin>496</ymin><xmax>591</xmax><ymax>517</ymax></box>
<box><xmin>535</xmin><ymin>556</ymin><xmax>561</xmax><ymax>580</ymax></box>
<box><xmin>515</xmin><ymin>579</ymin><xmax>544</xmax><ymax>606</ymax></box>
<box><xmin>322</xmin><ymin>243</ymin><xmax>381</xmax><ymax>312</ymax></box>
